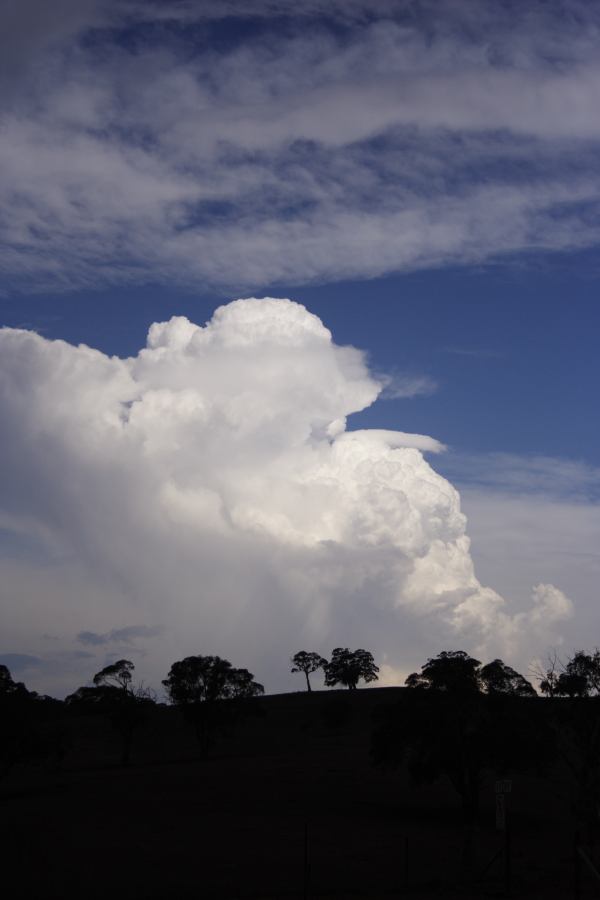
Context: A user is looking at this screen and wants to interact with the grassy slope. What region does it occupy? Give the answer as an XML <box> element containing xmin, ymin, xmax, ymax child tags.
<box><xmin>0</xmin><ymin>688</ymin><xmax>582</xmax><ymax>899</ymax></box>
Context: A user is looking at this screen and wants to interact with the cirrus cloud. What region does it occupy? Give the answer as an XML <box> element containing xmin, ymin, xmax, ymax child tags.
<box><xmin>2</xmin><ymin>1</ymin><xmax>600</xmax><ymax>293</ymax></box>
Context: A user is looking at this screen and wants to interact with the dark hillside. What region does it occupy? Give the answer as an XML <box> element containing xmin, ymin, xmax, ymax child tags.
<box><xmin>0</xmin><ymin>689</ymin><xmax>585</xmax><ymax>898</ymax></box>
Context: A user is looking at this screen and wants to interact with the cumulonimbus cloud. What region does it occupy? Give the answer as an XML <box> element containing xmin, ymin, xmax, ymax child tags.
<box><xmin>0</xmin><ymin>299</ymin><xmax>572</xmax><ymax>694</ymax></box>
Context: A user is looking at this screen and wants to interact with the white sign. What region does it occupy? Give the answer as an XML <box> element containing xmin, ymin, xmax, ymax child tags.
<box><xmin>495</xmin><ymin>779</ymin><xmax>512</xmax><ymax>794</ymax></box>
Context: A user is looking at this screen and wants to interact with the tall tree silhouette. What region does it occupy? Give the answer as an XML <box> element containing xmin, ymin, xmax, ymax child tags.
<box><xmin>162</xmin><ymin>655</ymin><xmax>263</xmax><ymax>754</ymax></box>
<box><xmin>537</xmin><ymin>650</ymin><xmax>600</xmax><ymax>698</ymax></box>
<box><xmin>480</xmin><ymin>658</ymin><xmax>537</xmax><ymax>696</ymax></box>
<box><xmin>558</xmin><ymin>651</ymin><xmax>600</xmax><ymax>697</ymax></box>
<box><xmin>373</xmin><ymin>650</ymin><xmax>550</xmax><ymax>879</ymax></box>
<box><xmin>324</xmin><ymin>648</ymin><xmax>379</xmax><ymax>690</ymax></box>
<box><xmin>0</xmin><ymin>666</ymin><xmax>60</xmax><ymax>779</ymax></box>
<box><xmin>291</xmin><ymin>651</ymin><xmax>328</xmax><ymax>692</ymax></box>
<box><xmin>0</xmin><ymin>665</ymin><xmax>31</xmax><ymax>780</ymax></box>
<box><xmin>93</xmin><ymin>659</ymin><xmax>134</xmax><ymax>692</ymax></box>
<box><xmin>553</xmin><ymin>696</ymin><xmax>600</xmax><ymax>847</ymax></box>
<box><xmin>537</xmin><ymin>650</ymin><xmax>600</xmax><ymax>846</ymax></box>
<box><xmin>66</xmin><ymin>660</ymin><xmax>152</xmax><ymax>765</ymax></box>
<box><xmin>0</xmin><ymin>664</ymin><xmax>29</xmax><ymax>699</ymax></box>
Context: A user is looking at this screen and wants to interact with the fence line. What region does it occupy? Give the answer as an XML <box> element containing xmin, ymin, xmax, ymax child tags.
<box><xmin>574</xmin><ymin>833</ymin><xmax>600</xmax><ymax>899</ymax></box>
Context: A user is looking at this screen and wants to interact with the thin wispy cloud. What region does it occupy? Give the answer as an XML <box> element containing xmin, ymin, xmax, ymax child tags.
<box><xmin>77</xmin><ymin>625</ymin><xmax>165</xmax><ymax>646</ymax></box>
<box><xmin>441</xmin><ymin>451</ymin><xmax>600</xmax><ymax>503</ymax></box>
<box><xmin>377</xmin><ymin>371</ymin><xmax>438</xmax><ymax>400</ymax></box>
<box><xmin>2</xmin><ymin>1</ymin><xmax>600</xmax><ymax>292</ymax></box>
<box><xmin>443</xmin><ymin>347</ymin><xmax>504</xmax><ymax>360</ymax></box>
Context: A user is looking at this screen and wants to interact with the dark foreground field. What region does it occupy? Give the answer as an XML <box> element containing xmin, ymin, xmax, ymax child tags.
<box><xmin>0</xmin><ymin>688</ymin><xmax>589</xmax><ymax>899</ymax></box>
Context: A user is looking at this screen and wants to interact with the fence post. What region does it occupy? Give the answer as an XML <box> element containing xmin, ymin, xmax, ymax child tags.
<box><xmin>574</xmin><ymin>831</ymin><xmax>581</xmax><ymax>900</ymax></box>
<box><xmin>303</xmin><ymin>822</ymin><xmax>310</xmax><ymax>900</ymax></box>
<box><xmin>504</xmin><ymin>825</ymin><xmax>511</xmax><ymax>895</ymax></box>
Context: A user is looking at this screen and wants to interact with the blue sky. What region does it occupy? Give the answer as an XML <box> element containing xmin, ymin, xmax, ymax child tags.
<box><xmin>1</xmin><ymin>0</ymin><xmax>599</xmax><ymax>697</ymax></box>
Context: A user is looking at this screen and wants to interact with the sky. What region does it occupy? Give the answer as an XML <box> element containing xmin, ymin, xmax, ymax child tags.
<box><xmin>1</xmin><ymin>0</ymin><xmax>599</xmax><ymax>698</ymax></box>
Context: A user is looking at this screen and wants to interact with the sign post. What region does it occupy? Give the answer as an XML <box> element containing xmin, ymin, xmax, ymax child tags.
<box><xmin>495</xmin><ymin>779</ymin><xmax>512</xmax><ymax>831</ymax></box>
<box><xmin>495</xmin><ymin>780</ymin><xmax>512</xmax><ymax>893</ymax></box>
<box><xmin>495</xmin><ymin>793</ymin><xmax>506</xmax><ymax>831</ymax></box>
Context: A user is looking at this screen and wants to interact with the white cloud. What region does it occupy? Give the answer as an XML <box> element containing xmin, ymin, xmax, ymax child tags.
<box><xmin>2</xmin><ymin>2</ymin><xmax>600</xmax><ymax>291</ymax></box>
<box><xmin>453</xmin><ymin>486</ymin><xmax>600</xmax><ymax>655</ymax></box>
<box><xmin>377</xmin><ymin>372</ymin><xmax>438</xmax><ymax>400</ymax></box>
<box><xmin>433</xmin><ymin>450</ymin><xmax>600</xmax><ymax>668</ymax></box>
<box><xmin>0</xmin><ymin>298</ymin><xmax>573</xmax><ymax>695</ymax></box>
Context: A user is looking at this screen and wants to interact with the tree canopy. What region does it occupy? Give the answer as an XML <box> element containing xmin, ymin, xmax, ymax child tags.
<box><xmin>324</xmin><ymin>648</ymin><xmax>379</xmax><ymax>690</ymax></box>
<box><xmin>538</xmin><ymin>650</ymin><xmax>600</xmax><ymax>698</ymax></box>
<box><xmin>0</xmin><ymin>664</ymin><xmax>29</xmax><ymax>699</ymax></box>
<box><xmin>479</xmin><ymin>658</ymin><xmax>536</xmax><ymax>696</ymax></box>
<box><xmin>559</xmin><ymin>651</ymin><xmax>600</xmax><ymax>697</ymax></box>
<box><xmin>291</xmin><ymin>651</ymin><xmax>328</xmax><ymax>691</ymax></box>
<box><xmin>162</xmin><ymin>655</ymin><xmax>263</xmax><ymax>755</ymax></box>
<box><xmin>162</xmin><ymin>655</ymin><xmax>264</xmax><ymax>705</ymax></box>
<box><xmin>65</xmin><ymin>660</ymin><xmax>153</xmax><ymax>766</ymax></box>
<box><xmin>93</xmin><ymin>659</ymin><xmax>135</xmax><ymax>692</ymax></box>
<box><xmin>405</xmin><ymin>650</ymin><xmax>482</xmax><ymax>693</ymax></box>
<box><xmin>373</xmin><ymin>649</ymin><xmax>550</xmax><ymax>876</ymax></box>
<box><xmin>405</xmin><ymin>651</ymin><xmax>536</xmax><ymax>697</ymax></box>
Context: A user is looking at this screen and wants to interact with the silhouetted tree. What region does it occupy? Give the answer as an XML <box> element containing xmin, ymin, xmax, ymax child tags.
<box><xmin>373</xmin><ymin>650</ymin><xmax>550</xmax><ymax>878</ymax></box>
<box><xmin>227</xmin><ymin>666</ymin><xmax>265</xmax><ymax>699</ymax></box>
<box><xmin>571</xmin><ymin>650</ymin><xmax>600</xmax><ymax>694</ymax></box>
<box><xmin>480</xmin><ymin>658</ymin><xmax>537</xmax><ymax>696</ymax></box>
<box><xmin>534</xmin><ymin>650</ymin><xmax>600</xmax><ymax>845</ymax></box>
<box><xmin>162</xmin><ymin>655</ymin><xmax>264</xmax><ymax>754</ymax></box>
<box><xmin>0</xmin><ymin>666</ymin><xmax>58</xmax><ymax>779</ymax></box>
<box><xmin>536</xmin><ymin>650</ymin><xmax>600</xmax><ymax>698</ymax></box>
<box><xmin>162</xmin><ymin>655</ymin><xmax>263</xmax><ymax>703</ymax></box>
<box><xmin>291</xmin><ymin>651</ymin><xmax>328</xmax><ymax>692</ymax></box>
<box><xmin>0</xmin><ymin>664</ymin><xmax>29</xmax><ymax>699</ymax></box>
<box><xmin>556</xmin><ymin>671</ymin><xmax>589</xmax><ymax>698</ymax></box>
<box><xmin>93</xmin><ymin>659</ymin><xmax>134</xmax><ymax>692</ymax></box>
<box><xmin>551</xmin><ymin>697</ymin><xmax>600</xmax><ymax>847</ymax></box>
<box><xmin>0</xmin><ymin>666</ymin><xmax>29</xmax><ymax>779</ymax></box>
<box><xmin>555</xmin><ymin>651</ymin><xmax>600</xmax><ymax>697</ymax></box>
<box><xmin>535</xmin><ymin>650</ymin><xmax>562</xmax><ymax>696</ymax></box>
<box><xmin>65</xmin><ymin>685</ymin><xmax>114</xmax><ymax>706</ymax></box>
<box><xmin>405</xmin><ymin>649</ymin><xmax>481</xmax><ymax>693</ymax></box>
<box><xmin>66</xmin><ymin>661</ymin><xmax>153</xmax><ymax>766</ymax></box>
<box><xmin>324</xmin><ymin>648</ymin><xmax>378</xmax><ymax>690</ymax></box>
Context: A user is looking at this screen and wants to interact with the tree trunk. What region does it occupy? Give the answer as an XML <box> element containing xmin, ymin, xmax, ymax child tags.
<box><xmin>459</xmin><ymin>778</ymin><xmax>480</xmax><ymax>881</ymax></box>
<box><xmin>305</xmin><ymin>671</ymin><xmax>312</xmax><ymax>692</ymax></box>
<box><xmin>121</xmin><ymin>732</ymin><xmax>132</xmax><ymax>767</ymax></box>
